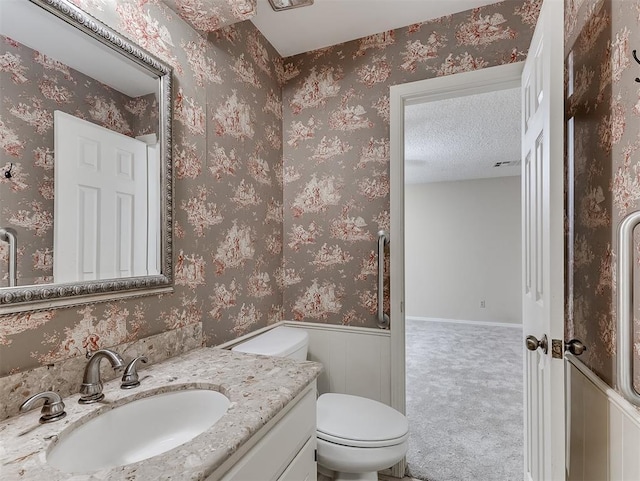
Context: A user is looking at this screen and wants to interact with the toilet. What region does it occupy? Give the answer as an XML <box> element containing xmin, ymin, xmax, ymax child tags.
<box><xmin>232</xmin><ymin>326</ymin><xmax>409</xmax><ymax>481</ymax></box>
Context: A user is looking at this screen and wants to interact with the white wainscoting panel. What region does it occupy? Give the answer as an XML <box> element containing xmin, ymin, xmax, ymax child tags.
<box><xmin>218</xmin><ymin>321</ymin><xmax>392</xmax><ymax>406</ymax></box>
<box><xmin>284</xmin><ymin>321</ymin><xmax>392</xmax><ymax>406</ymax></box>
<box><xmin>567</xmin><ymin>355</ymin><xmax>640</xmax><ymax>481</ymax></box>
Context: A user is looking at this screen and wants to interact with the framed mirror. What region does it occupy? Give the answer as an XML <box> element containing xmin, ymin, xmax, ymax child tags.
<box><xmin>0</xmin><ymin>0</ymin><xmax>173</xmax><ymax>313</ymax></box>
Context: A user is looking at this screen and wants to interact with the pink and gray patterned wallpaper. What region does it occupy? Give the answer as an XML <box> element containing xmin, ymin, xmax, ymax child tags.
<box><xmin>0</xmin><ymin>0</ymin><xmax>283</xmax><ymax>376</ymax></box>
<box><xmin>0</xmin><ymin>35</ymin><xmax>156</xmax><ymax>287</ymax></box>
<box><xmin>281</xmin><ymin>1</ymin><xmax>541</xmax><ymax>326</ymax></box>
<box><xmin>162</xmin><ymin>0</ymin><xmax>256</xmax><ymax>33</ymax></box>
<box><xmin>0</xmin><ymin>0</ymin><xmax>543</xmax><ymax>378</ymax></box>
<box><xmin>565</xmin><ymin>0</ymin><xmax>640</xmax><ymax>390</ymax></box>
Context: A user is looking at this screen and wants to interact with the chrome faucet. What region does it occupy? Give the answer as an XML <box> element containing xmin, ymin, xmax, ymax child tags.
<box><xmin>20</xmin><ymin>391</ymin><xmax>66</xmax><ymax>424</ymax></box>
<box><xmin>79</xmin><ymin>349</ymin><xmax>125</xmax><ymax>404</ymax></box>
<box><xmin>121</xmin><ymin>356</ymin><xmax>148</xmax><ymax>389</ymax></box>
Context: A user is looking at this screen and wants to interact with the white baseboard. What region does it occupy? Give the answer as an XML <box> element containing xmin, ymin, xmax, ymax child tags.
<box><xmin>406</xmin><ymin>316</ymin><xmax>522</xmax><ymax>328</ymax></box>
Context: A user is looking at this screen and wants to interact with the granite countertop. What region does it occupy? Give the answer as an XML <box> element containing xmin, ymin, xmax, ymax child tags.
<box><xmin>0</xmin><ymin>347</ymin><xmax>323</xmax><ymax>480</ymax></box>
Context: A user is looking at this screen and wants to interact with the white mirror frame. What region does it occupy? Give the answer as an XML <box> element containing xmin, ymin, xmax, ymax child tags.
<box><xmin>0</xmin><ymin>0</ymin><xmax>174</xmax><ymax>314</ymax></box>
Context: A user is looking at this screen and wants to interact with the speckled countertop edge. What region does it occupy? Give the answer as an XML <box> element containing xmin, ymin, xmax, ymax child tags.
<box><xmin>0</xmin><ymin>347</ymin><xmax>323</xmax><ymax>480</ymax></box>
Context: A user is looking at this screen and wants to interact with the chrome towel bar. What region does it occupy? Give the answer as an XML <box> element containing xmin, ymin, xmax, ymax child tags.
<box><xmin>377</xmin><ymin>230</ymin><xmax>390</xmax><ymax>329</ymax></box>
<box><xmin>616</xmin><ymin>210</ymin><xmax>640</xmax><ymax>406</ymax></box>
<box><xmin>0</xmin><ymin>227</ymin><xmax>17</xmax><ymax>287</ymax></box>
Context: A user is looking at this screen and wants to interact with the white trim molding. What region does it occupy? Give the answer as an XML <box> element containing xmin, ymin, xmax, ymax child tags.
<box><xmin>406</xmin><ymin>316</ymin><xmax>522</xmax><ymax>328</ymax></box>
<box><xmin>282</xmin><ymin>320</ymin><xmax>391</xmax><ymax>337</ymax></box>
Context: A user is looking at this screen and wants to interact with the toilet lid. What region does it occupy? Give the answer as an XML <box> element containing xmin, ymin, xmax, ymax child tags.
<box><xmin>231</xmin><ymin>326</ymin><xmax>308</xmax><ymax>358</ymax></box>
<box><xmin>316</xmin><ymin>393</ymin><xmax>409</xmax><ymax>448</ymax></box>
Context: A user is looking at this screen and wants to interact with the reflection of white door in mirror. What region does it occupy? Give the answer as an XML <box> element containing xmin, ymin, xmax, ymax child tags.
<box><xmin>53</xmin><ymin>111</ymin><xmax>155</xmax><ymax>283</ymax></box>
<box><xmin>137</xmin><ymin>134</ymin><xmax>161</xmax><ymax>278</ymax></box>
<box><xmin>0</xmin><ymin>0</ymin><xmax>173</xmax><ymax>312</ymax></box>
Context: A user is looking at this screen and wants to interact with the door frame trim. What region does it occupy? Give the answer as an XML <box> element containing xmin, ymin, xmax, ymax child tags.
<box><xmin>388</xmin><ymin>62</ymin><xmax>524</xmax><ymax>476</ymax></box>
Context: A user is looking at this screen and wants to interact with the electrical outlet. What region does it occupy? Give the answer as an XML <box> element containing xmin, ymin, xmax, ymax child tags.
<box><xmin>480</xmin><ymin>300</ymin><xmax>486</xmax><ymax>308</ymax></box>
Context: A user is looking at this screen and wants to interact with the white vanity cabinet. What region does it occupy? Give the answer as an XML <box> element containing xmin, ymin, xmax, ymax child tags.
<box><xmin>214</xmin><ymin>383</ymin><xmax>317</xmax><ymax>481</ymax></box>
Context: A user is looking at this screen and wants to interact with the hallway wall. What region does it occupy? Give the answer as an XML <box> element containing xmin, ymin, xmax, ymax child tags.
<box><xmin>405</xmin><ymin>177</ymin><xmax>522</xmax><ymax>324</ymax></box>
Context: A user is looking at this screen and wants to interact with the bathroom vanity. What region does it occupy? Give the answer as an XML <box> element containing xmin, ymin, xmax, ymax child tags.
<box><xmin>217</xmin><ymin>385</ymin><xmax>317</xmax><ymax>481</ymax></box>
<box><xmin>0</xmin><ymin>348</ymin><xmax>322</xmax><ymax>480</ymax></box>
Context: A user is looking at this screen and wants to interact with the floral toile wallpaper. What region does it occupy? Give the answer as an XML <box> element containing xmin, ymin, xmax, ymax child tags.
<box><xmin>162</xmin><ymin>0</ymin><xmax>256</xmax><ymax>33</ymax></box>
<box><xmin>0</xmin><ymin>0</ymin><xmax>543</xmax><ymax>379</ymax></box>
<box><xmin>0</xmin><ymin>35</ymin><xmax>157</xmax><ymax>287</ymax></box>
<box><xmin>281</xmin><ymin>1</ymin><xmax>541</xmax><ymax>325</ymax></box>
<box><xmin>565</xmin><ymin>0</ymin><xmax>640</xmax><ymax>391</ymax></box>
<box><xmin>0</xmin><ymin>0</ymin><xmax>283</xmax><ymax>376</ymax></box>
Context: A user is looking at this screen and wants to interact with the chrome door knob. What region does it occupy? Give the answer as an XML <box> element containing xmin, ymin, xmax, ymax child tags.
<box><xmin>565</xmin><ymin>339</ymin><xmax>586</xmax><ymax>356</ymax></box>
<box><xmin>526</xmin><ymin>334</ymin><xmax>548</xmax><ymax>354</ymax></box>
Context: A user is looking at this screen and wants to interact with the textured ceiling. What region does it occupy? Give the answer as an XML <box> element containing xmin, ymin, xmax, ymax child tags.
<box><xmin>251</xmin><ymin>0</ymin><xmax>499</xmax><ymax>57</ymax></box>
<box><xmin>404</xmin><ymin>87</ymin><xmax>522</xmax><ymax>184</ymax></box>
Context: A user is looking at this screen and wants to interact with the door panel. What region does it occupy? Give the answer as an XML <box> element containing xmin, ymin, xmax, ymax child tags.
<box><xmin>54</xmin><ymin>110</ymin><xmax>148</xmax><ymax>283</ymax></box>
<box><xmin>78</xmin><ymin>186</ymin><xmax>99</xmax><ymax>279</ymax></box>
<box><xmin>521</xmin><ymin>1</ymin><xmax>565</xmax><ymax>480</ymax></box>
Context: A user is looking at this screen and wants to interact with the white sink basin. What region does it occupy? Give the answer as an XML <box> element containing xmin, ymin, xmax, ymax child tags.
<box><xmin>47</xmin><ymin>389</ymin><xmax>230</xmax><ymax>474</ymax></box>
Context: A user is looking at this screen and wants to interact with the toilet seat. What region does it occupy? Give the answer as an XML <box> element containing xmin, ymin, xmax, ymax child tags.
<box><xmin>317</xmin><ymin>393</ymin><xmax>409</xmax><ymax>448</ymax></box>
<box><xmin>317</xmin><ymin>430</ymin><xmax>408</xmax><ymax>448</ymax></box>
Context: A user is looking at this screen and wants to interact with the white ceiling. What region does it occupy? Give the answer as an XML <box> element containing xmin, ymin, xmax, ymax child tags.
<box><xmin>251</xmin><ymin>0</ymin><xmax>500</xmax><ymax>57</ymax></box>
<box><xmin>404</xmin><ymin>87</ymin><xmax>522</xmax><ymax>184</ymax></box>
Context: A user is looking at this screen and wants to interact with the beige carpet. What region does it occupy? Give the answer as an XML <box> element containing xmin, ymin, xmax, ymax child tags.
<box><xmin>405</xmin><ymin>319</ymin><xmax>523</xmax><ymax>481</ymax></box>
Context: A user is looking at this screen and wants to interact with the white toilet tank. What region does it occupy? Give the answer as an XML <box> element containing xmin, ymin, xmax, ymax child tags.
<box><xmin>231</xmin><ymin>326</ymin><xmax>309</xmax><ymax>360</ymax></box>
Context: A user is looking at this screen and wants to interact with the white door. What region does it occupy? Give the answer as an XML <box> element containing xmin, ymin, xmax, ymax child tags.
<box><xmin>521</xmin><ymin>1</ymin><xmax>565</xmax><ymax>480</ymax></box>
<box><xmin>145</xmin><ymin>143</ymin><xmax>161</xmax><ymax>276</ymax></box>
<box><xmin>53</xmin><ymin>111</ymin><xmax>149</xmax><ymax>282</ymax></box>
<box><xmin>136</xmin><ymin>134</ymin><xmax>161</xmax><ymax>277</ymax></box>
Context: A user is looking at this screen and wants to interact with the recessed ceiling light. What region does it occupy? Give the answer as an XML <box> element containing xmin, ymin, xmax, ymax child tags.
<box><xmin>268</xmin><ymin>0</ymin><xmax>314</xmax><ymax>12</ymax></box>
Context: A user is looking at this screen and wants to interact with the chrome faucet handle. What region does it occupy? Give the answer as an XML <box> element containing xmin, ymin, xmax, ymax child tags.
<box><xmin>121</xmin><ymin>356</ymin><xmax>148</xmax><ymax>389</ymax></box>
<box><xmin>19</xmin><ymin>391</ymin><xmax>66</xmax><ymax>424</ymax></box>
<box><xmin>79</xmin><ymin>348</ymin><xmax>125</xmax><ymax>404</ymax></box>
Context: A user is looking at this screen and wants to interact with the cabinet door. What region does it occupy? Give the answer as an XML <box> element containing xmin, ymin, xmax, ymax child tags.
<box><xmin>278</xmin><ymin>437</ymin><xmax>317</xmax><ymax>481</ymax></box>
<box><xmin>220</xmin><ymin>388</ymin><xmax>316</xmax><ymax>481</ymax></box>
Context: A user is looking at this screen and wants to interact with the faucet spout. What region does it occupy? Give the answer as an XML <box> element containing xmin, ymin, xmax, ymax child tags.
<box><xmin>79</xmin><ymin>349</ymin><xmax>125</xmax><ymax>404</ymax></box>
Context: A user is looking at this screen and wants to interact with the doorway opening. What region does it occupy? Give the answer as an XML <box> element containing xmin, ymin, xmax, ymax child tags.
<box><xmin>388</xmin><ymin>63</ymin><xmax>525</xmax><ymax>480</ymax></box>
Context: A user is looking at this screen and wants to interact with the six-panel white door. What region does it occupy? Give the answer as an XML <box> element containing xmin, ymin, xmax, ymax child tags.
<box><xmin>54</xmin><ymin>111</ymin><xmax>149</xmax><ymax>282</ymax></box>
<box><xmin>521</xmin><ymin>1</ymin><xmax>565</xmax><ymax>480</ymax></box>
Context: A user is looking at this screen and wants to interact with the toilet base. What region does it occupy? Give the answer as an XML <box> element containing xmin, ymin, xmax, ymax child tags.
<box><xmin>333</xmin><ymin>471</ymin><xmax>377</xmax><ymax>481</ymax></box>
<box><xmin>318</xmin><ymin>465</ymin><xmax>377</xmax><ymax>481</ymax></box>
